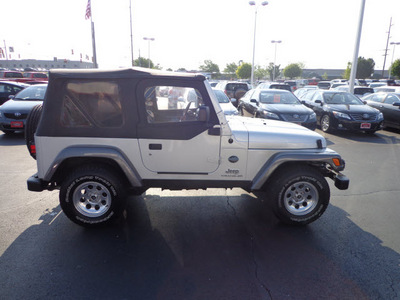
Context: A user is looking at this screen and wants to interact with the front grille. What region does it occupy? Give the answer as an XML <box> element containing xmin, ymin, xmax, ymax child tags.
<box><xmin>281</xmin><ymin>114</ymin><xmax>308</xmax><ymax>122</ymax></box>
<box><xmin>4</xmin><ymin>113</ymin><xmax>28</xmax><ymax>120</ymax></box>
<box><xmin>350</xmin><ymin>113</ymin><xmax>377</xmax><ymax>121</ymax></box>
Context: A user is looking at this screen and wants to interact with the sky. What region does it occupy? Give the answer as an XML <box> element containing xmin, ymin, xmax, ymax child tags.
<box><xmin>1</xmin><ymin>0</ymin><xmax>400</xmax><ymax>73</ymax></box>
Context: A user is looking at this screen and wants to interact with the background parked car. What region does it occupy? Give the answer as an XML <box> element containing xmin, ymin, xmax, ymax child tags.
<box><xmin>0</xmin><ymin>84</ymin><xmax>47</xmax><ymax>134</ymax></box>
<box><xmin>317</xmin><ymin>81</ymin><xmax>331</xmax><ymax>90</ymax></box>
<box><xmin>238</xmin><ymin>89</ymin><xmax>317</xmax><ymax>130</ymax></box>
<box><xmin>299</xmin><ymin>90</ymin><xmax>383</xmax><ymax>133</ymax></box>
<box><xmin>256</xmin><ymin>82</ymin><xmax>292</xmax><ymax>92</ymax></box>
<box><xmin>212</xmin><ymin>89</ymin><xmax>239</xmax><ymax>115</ymax></box>
<box><xmin>293</xmin><ymin>86</ymin><xmax>318</xmax><ymax>98</ymax></box>
<box><xmin>333</xmin><ymin>85</ymin><xmax>374</xmax><ymax>96</ymax></box>
<box><xmin>362</xmin><ymin>92</ymin><xmax>400</xmax><ymax>130</ymax></box>
<box><xmin>284</xmin><ymin>80</ymin><xmax>298</xmax><ymax>91</ymax></box>
<box><xmin>214</xmin><ymin>81</ymin><xmax>250</xmax><ymax>105</ymax></box>
<box><xmin>0</xmin><ymin>81</ymin><xmax>28</xmax><ymax>105</ymax></box>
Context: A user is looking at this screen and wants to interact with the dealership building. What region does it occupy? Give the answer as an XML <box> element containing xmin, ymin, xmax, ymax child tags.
<box><xmin>0</xmin><ymin>58</ymin><xmax>94</xmax><ymax>71</ymax></box>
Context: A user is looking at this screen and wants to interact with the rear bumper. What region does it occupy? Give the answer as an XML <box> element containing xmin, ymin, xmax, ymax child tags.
<box><xmin>27</xmin><ymin>173</ymin><xmax>47</xmax><ymax>192</ymax></box>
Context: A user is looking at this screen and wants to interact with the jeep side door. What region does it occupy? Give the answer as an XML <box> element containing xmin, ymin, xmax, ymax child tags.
<box><xmin>136</xmin><ymin>79</ymin><xmax>221</xmax><ymax>174</ymax></box>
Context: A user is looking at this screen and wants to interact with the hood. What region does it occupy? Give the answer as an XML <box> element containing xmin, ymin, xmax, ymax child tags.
<box><xmin>327</xmin><ymin>104</ymin><xmax>378</xmax><ymax>114</ymax></box>
<box><xmin>0</xmin><ymin>100</ymin><xmax>43</xmax><ymax>112</ymax></box>
<box><xmin>228</xmin><ymin>116</ymin><xmax>326</xmax><ymax>149</ymax></box>
<box><xmin>260</xmin><ymin>103</ymin><xmax>313</xmax><ymax>114</ymax></box>
<box><xmin>219</xmin><ymin>102</ymin><xmax>239</xmax><ymax>115</ymax></box>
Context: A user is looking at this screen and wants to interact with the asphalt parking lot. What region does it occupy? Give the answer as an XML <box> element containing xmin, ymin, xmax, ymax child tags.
<box><xmin>1</xmin><ymin>128</ymin><xmax>400</xmax><ymax>300</ymax></box>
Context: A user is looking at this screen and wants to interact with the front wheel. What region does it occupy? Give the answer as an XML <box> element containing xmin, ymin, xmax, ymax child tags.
<box><xmin>59</xmin><ymin>166</ymin><xmax>127</xmax><ymax>227</ymax></box>
<box><xmin>320</xmin><ymin>114</ymin><xmax>332</xmax><ymax>133</ymax></box>
<box><xmin>266</xmin><ymin>165</ymin><xmax>330</xmax><ymax>226</ymax></box>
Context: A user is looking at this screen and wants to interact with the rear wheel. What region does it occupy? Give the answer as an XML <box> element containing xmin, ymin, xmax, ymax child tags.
<box><xmin>59</xmin><ymin>166</ymin><xmax>127</xmax><ymax>227</ymax></box>
<box><xmin>266</xmin><ymin>165</ymin><xmax>330</xmax><ymax>226</ymax></box>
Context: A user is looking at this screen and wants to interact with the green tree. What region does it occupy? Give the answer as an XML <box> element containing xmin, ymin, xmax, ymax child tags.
<box><xmin>199</xmin><ymin>60</ymin><xmax>220</xmax><ymax>74</ymax></box>
<box><xmin>390</xmin><ymin>59</ymin><xmax>400</xmax><ymax>78</ymax></box>
<box><xmin>357</xmin><ymin>57</ymin><xmax>375</xmax><ymax>78</ymax></box>
<box><xmin>343</xmin><ymin>62</ymin><xmax>351</xmax><ymax>79</ymax></box>
<box><xmin>283</xmin><ymin>63</ymin><xmax>302</xmax><ymax>79</ymax></box>
<box><xmin>224</xmin><ymin>62</ymin><xmax>238</xmax><ymax>75</ymax></box>
<box><xmin>236</xmin><ymin>63</ymin><xmax>252</xmax><ymax>79</ymax></box>
<box><xmin>254</xmin><ymin>65</ymin><xmax>268</xmax><ymax>81</ymax></box>
<box><xmin>267</xmin><ymin>62</ymin><xmax>281</xmax><ymax>81</ymax></box>
<box><xmin>343</xmin><ymin>57</ymin><xmax>375</xmax><ymax>79</ymax></box>
<box><xmin>134</xmin><ymin>57</ymin><xmax>154</xmax><ymax>68</ymax></box>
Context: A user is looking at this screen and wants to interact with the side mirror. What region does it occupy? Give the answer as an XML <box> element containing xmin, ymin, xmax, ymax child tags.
<box><xmin>301</xmin><ymin>100</ymin><xmax>306</xmax><ymax>105</ymax></box>
<box><xmin>8</xmin><ymin>95</ymin><xmax>15</xmax><ymax>100</ymax></box>
<box><xmin>198</xmin><ymin>105</ymin><xmax>210</xmax><ymax>122</ymax></box>
<box><xmin>230</xmin><ymin>98</ymin><xmax>237</xmax><ymax>104</ymax></box>
<box><xmin>393</xmin><ymin>102</ymin><xmax>400</xmax><ymax>108</ymax></box>
<box><xmin>250</xmin><ymin>99</ymin><xmax>258</xmax><ymax>106</ymax></box>
<box><xmin>315</xmin><ymin>100</ymin><xmax>323</xmax><ymax>106</ymax></box>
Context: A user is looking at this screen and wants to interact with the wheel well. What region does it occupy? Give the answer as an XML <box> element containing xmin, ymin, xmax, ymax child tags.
<box><xmin>260</xmin><ymin>161</ymin><xmax>324</xmax><ymax>191</ymax></box>
<box><xmin>51</xmin><ymin>157</ymin><xmax>130</xmax><ymax>187</ymax></box>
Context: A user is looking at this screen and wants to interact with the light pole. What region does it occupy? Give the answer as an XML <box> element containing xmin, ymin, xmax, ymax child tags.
<box><xmin>271</xmin><ymin>40</ymin><xmax>281</xmax><ymax>81</ymax></box>
<box><xmin>389</xmin><ymin>42</ymin><xmax>400</xmax><ymax>79</ymax></box>
<box><xmin>143</xmin><ymin>37</ymin><xmax>155</xmax><ymax>68</ymax></box>
<box><xmin>249</xmin><ymin>1</ymin><xmax>268</xmax><ymax>87</ymax></box>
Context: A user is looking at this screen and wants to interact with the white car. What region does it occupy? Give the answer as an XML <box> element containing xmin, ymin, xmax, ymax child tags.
<box><xmin>212</xmin><ymin>89</ymin><xmax>238</xmax><ymax>115</ymax></box>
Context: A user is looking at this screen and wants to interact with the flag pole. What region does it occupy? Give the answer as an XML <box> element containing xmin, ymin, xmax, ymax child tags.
<box><xmin>91</xmin><ymin>16</ymin><xmax>98</xmax><ymax>68</ymax></box>
<box><xmin>86</xmin><ymin>0</ymin><xmax>98</xmax><ymax>68</ymax></box>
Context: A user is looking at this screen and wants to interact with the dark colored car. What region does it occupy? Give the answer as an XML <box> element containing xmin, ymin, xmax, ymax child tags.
<box><xmin>362</xmin><ymin>92</ymin><xmax>400</xmax><ymax>130</ymax></box>
<box><xmin>317</xmin><ymin>81</ymin><xmax>331</xmax><ymax>90</ymax></box>
<box><xmin>238</xmin><ymin>89</ymin><xmax>317</xmax><ymax>130</ymax></box>
<box><xmin>0</xmin><ymin>81</ymin><xmax>28</xmax><ymax>105</ymax></box>
<box><xmin>214</xmin><ymin>81</ymin><xmax>250</xmax><ymax>104</ymax></box>
<box><xmin>256</xmin><ymin>82</ymin><xmax>292</xmax><ymax>92</ymax></box>
<box><xmin>299</xmin><ymin>90</ymin><xmax>383</xmax><ymax>133</ymax></box>
<box><xmin>0</xmin><ymin>84</ymin><xmax>47</xmax><ymax>134</ymax></box>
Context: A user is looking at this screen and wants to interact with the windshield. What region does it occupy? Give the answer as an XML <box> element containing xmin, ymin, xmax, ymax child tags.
<box><xmin>213</xmin><ymin>90</ymin><xmax>230</xmax><ymax>103</ymax></box>
<box><xmin>259</xmin><ymin>91</ymin><xmax>300</xmax><ymax>104</ymax></box>
<box><xmin>15</xmin><ymin>85</ymin><xmax>47</xmax><ymax>101</ymax></box>
<box><xmin>323</xmin><ymin>92</ymin><xmax>363</xmax><ymax>105</ymax></box>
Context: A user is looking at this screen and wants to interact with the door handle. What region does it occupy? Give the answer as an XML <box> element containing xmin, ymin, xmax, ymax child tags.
<box><xmin>149</xmin><ymin>144</ymin><xmax>162</xmax><ymax>150</ymax></box>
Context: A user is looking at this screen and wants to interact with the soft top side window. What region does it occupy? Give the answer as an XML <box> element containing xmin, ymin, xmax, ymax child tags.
<box><xmin>61</xmin><ymin>81</ymin><xmax>123</xmax><ymax>128</ymax></box>
<box><xmin>143</xmin><ymin>85</ymin><xmax>204</xmax><ymax>123</ymax></box>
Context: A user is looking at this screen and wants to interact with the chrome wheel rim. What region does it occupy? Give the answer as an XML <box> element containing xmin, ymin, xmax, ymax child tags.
<box><xmin>72</xmin><ymin>181</ymin><xmax>111</xmax><ymax>217</ymax></box>
<box><xmin>321</xmin><ymin>115</ymin><xmax>330</xmax><ymax>131</ymax></box>
<box><xmin>283</xmin><ymin>181</ymin><xmax>318</xmax><ymax>216</ymax></box>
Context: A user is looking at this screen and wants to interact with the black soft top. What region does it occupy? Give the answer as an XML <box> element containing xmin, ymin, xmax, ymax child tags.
<box><xmin>48</xmin><ymin>67</ymin><xmax>206</xmax><ymax>81</ymax></box>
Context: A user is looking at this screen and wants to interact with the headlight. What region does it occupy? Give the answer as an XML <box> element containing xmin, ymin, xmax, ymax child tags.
<box><xmin>332</xmin><ymin>111</ymin><xmax>351</xmax><ymax>120</ymax></box>
<box><xmin>378</xmin><ymin>112</ymin><xmax>384</xmax><ymax>120</ymax></box>
<box><xmin>309</xmin><ymin>112</ymin><xmax>316</xmax><ymax>121</ymax></box>
<box><xmin>261</xmin><ymin>110</ymin><xmax>279</xmax><ymax>120</ymax></box>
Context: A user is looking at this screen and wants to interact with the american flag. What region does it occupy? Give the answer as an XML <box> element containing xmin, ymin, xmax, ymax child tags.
<box><xmin>85</xmin><ymin>0</ymin><xmax>91</xmax><ymax>20</ymax></box>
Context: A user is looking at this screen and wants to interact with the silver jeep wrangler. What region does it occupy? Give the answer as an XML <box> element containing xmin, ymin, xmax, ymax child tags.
<box><xmin>26</xmin><ymin>68</ymin><xmax>349</xmax><ymax>227</ymax></box>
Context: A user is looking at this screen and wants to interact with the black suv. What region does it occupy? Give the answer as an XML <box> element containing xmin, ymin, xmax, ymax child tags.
<box><xmin>214</xmin><ymin>81</ymin><xmax>250</xmax><ymax>103</ymax></box>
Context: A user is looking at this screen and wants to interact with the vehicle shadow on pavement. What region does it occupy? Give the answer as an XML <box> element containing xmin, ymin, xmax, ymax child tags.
<box><xmin>0</xmin><ymin>132</ymin><xmax>25</xmax><ymax>146</ymax></box>
<box><xmin>0</xmin><ymin>191</ymin><xmax>399</xmax><ymax>300</ymax></box>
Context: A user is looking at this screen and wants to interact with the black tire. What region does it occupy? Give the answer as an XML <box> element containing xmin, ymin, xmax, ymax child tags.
<box><xmin>320</xmin><ymin>114</ymin><xmax>332</xmax><ymax>133</ymax></box>
<box><xmin>266</xmin><ymin>165</ymin><xmax>330</xmax><ymax>226</ymax></box>
<box><xmin>25</xmin><ymin>103</ymin><xmax>43</xmax><ymax>159</ymax></box>
<box><xmin>59</xmin><ymin>166</ymin><xmax>127</xmax><ymax>227</ymax></box>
